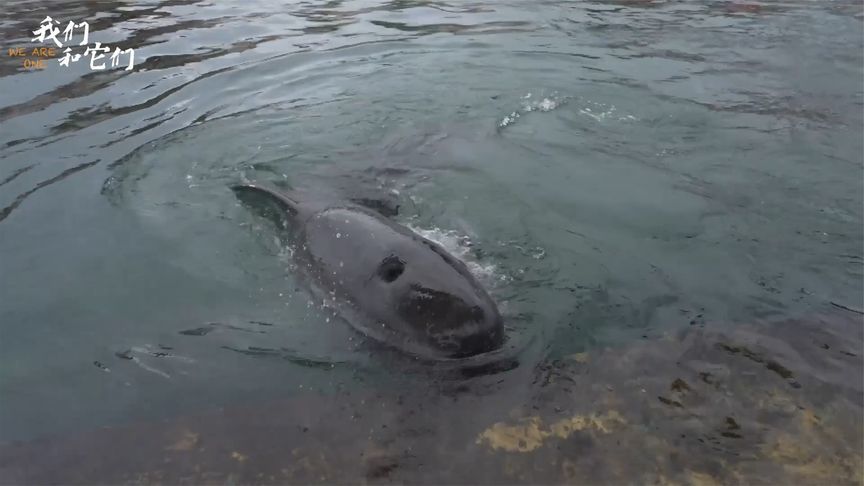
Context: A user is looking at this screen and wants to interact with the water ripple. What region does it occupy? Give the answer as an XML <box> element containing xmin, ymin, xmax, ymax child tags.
<box><xmin>0</xmin><ymin>0</ymin><xmax>860</xmax><ymax>459</ymax></box>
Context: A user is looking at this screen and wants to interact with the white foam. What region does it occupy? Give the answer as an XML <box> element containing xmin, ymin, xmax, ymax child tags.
<box><xmin>131</xmin><ymin>358</ymin><xmax>170</xmax><ymax>379</ymax></box>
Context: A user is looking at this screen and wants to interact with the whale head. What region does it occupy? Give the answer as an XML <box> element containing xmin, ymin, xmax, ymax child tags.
<box><xmin>363</xmin><ymin>237</ymin><xmax>505</xmax><ymax>359</ymax></box>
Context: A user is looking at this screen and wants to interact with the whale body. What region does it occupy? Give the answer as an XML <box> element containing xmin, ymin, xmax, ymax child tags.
<box><xmin>232</xmin><ymin>183</ymin><xmax>505</xmax><ymax>359</ymax></box>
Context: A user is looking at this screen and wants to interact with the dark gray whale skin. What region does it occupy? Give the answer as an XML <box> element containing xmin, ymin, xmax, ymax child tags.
<box><xmin>232</xmin><ymin>183</ymin><xmax>505</xmax><ymax>359</ymax></box>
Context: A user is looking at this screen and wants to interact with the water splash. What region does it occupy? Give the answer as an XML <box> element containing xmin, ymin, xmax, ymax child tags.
<box><xmin>408</xmin><ymin>224</ymin><xmax>504</xmax><ymax>286</ymax></box>
<box><xmin>498</xmin><ymin>92</ymin><xmax>567</xmax><ymax>128</ymax></box>
<box><xmin>577</xmin><ymin>99</ymin><xmax>639</xmax><ymax>122</ymax></box>
<box><xmin>499</xmin><ymin>111</ymin><xmax>521</xmax><ymax>128</ymax></box>
<box><xmin>522</xmin><ymin>94</ymin><xmax>563</xmax><ymax>113</ymax></box>
<box><xmin>498</xmin><ymin>92</ymin><xmax>638</xmax><ymax>128</ymax></box>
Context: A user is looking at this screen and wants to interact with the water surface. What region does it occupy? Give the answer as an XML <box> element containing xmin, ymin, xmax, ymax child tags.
<box><xmin>0</xmin><ymin>0</ymin><xmax>861</xmax><ymax>481</ymax></box>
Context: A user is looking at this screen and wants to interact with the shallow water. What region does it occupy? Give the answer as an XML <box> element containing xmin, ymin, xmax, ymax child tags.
<box><xmin>0</xmin><ymin>0</ymin><xmax>862</xmax><ymax>479</ymax></box>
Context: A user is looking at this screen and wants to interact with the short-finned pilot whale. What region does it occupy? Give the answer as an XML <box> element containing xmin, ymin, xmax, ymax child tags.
<box><xmin>232</xmin><ymin>183</ymin><xmax>505</xmax><ymax>359</ymax></box>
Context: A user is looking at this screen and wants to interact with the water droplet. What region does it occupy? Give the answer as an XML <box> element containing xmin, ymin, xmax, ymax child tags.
<box><xmin>336</xmin><ymin>232</ymin><xmax>341</xmax><ymax>238</ymax></box>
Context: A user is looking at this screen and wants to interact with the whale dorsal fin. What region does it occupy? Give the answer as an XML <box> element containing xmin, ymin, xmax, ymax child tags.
<box><xmin>231</xmin><ymin>183</ymin><xmax>313</xmax><ymax>231</ymax></box>
<box><xmin>232</xmin><ymin>183</ymin><xmax>300</xmax><ymax>214</ymax></box>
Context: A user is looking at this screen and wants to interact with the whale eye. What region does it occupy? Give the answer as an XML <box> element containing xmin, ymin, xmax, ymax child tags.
<box><xmin>377</xmin><ymin>255</ymin><xmax>405</xmax><ymax>283</ymax></box>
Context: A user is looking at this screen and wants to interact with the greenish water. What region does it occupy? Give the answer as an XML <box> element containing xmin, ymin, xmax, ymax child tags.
<box><xmin>0</xmin><ymin>0</ymin><xmax>861</xmax><ymax>447</ymax></box>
